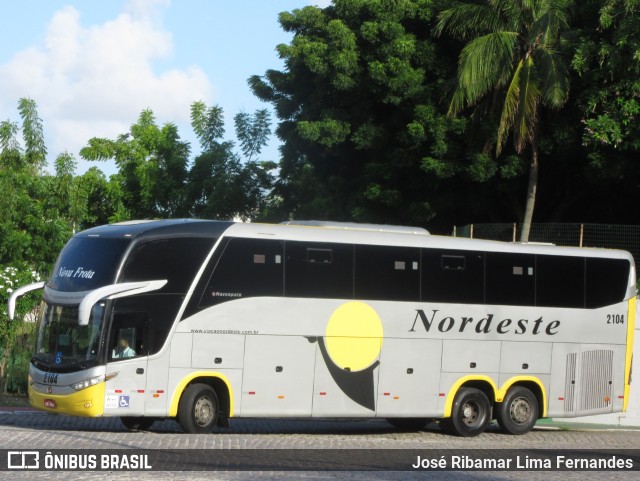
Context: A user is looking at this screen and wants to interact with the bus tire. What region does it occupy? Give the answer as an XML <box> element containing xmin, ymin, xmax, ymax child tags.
<box><xmin>442</xmin><ymin>387</ymin><xmax>491</xmax><ymax>437</ymax></box>
<box><xmin>496</xmin><ymin>386</ymin><xmax>538</xmax><ymax>435</ymax></box>
<box><xmin>386</xmin><ymin>418</ymin><xmax>430</xmax><ymax>431</ymax></box>
<box><xmin>178</xmin><ymin>383</ymin><xmax>219</xmax><ymax>434</ymax></box>
<box><xmin>120</xmin><ymin>416</ymin><xmax>155</xmax><ymax>431</ymax></box>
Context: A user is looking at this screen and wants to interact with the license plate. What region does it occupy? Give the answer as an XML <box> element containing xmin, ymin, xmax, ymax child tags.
<box><xmin>44</xmin><ymin>399</ymin><xmax>57</xmax><ymax>408</ymax></box>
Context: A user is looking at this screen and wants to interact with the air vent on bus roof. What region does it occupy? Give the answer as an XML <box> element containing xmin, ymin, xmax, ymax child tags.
<box><xmin>280</xmin><ymin>220</ymin><xmax>429</xmax><ymax>235</ymax></box>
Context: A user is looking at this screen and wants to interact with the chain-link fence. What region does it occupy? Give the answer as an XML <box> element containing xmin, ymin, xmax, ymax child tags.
<box><xmin>453</xmin><ymin>223</ymin><xmax>640</xmax><ymax>276</ymax></box>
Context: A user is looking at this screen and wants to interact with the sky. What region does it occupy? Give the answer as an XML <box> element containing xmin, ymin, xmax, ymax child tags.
<box><xmin>0</xmin><ymin>0</ymin><xmax>331</xmax><ymax>175</ymax></box>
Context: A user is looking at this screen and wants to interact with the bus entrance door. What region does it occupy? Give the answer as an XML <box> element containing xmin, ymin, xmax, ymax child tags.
<box><xmin>103</xmin><ymin>315</ymin><xmax>150</xmax><ymax>417</ymax></box>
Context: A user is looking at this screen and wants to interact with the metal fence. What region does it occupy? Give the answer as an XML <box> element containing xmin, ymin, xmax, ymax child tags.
<box><xmin>453</xmin><ymin>223</ymin><xmax>640</xmax><ymax>275</ymax></box>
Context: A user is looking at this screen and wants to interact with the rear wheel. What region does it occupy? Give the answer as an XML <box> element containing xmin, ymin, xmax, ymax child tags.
<box><xmin>178</xmin><ymin>383</ymin><xmax>219</xmax><ymax>434</ymax></box>
<box><xmin>496</xmin><ymin>386</ymin><xmax>538</xmax><ymax>435</ymax></box>
<box><xmin>440</xmin><ymin>387</ymin><xmax>491</xmax><ymax>437</ymax></box>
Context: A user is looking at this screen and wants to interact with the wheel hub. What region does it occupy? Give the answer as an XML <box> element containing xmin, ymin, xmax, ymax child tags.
<box><xmin>462</xmin><ymin>401</ymin><xmax>479</xmax><ymax>426</ymax></box>
<box><xmin>194</xmin><ymin>396</ymin><xmax>214</xmax><ymax>427</ymax></box>
<box><xmin>510</xmin><ymin>397</ymin><xmax>531</xmax><ymax>424</ymax></box>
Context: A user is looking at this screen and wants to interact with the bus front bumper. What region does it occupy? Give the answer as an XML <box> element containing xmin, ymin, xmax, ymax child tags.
<box><xmin>29</xmin><ymin>382</ymin><xmax>105</xmax><ymax>417</ymax></box>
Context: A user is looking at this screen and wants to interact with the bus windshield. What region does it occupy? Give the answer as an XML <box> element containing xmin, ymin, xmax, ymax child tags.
<box><xmin>34</xmin><ymin>301</ymin><xmax>106</xmax><ymax>370</ymax></box>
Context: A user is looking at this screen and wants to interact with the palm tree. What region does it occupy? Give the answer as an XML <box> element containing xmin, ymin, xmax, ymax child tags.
<box><xmin>435</xmin><ymin>0</ymin><xmax>573</xmax><ymax>242</ymax></box>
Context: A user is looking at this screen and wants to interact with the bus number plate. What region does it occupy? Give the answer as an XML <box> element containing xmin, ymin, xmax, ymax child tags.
<box><xmin>43</xmin><ymin>373</ymin><xmax>59</xmax><ymax>384</ymax></box>
<box><xmin>607</xmin><ymin>314</ymin><xmax>624</xmax><ymax>324</ymax></box>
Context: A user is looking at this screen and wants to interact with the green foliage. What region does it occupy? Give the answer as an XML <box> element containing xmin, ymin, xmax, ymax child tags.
<box><xmin>572</xmin><ymin>1</ymin><xmax>640</xmax><ymax>150</ymax></box>
<box><xmin>0</xmin><ymin>266</ymin><xmax>41</xmax><ymax>394</ymax></box>
<box><xmin>81</xmin><ymin>110</ymin><xmax>191</xmax><ymax>219</ymax></box>
<box><xmin>187</xmin><ymin>102</ymin><xmax>276</xmax><ymax>221</ymax></box>
<box><xmin>5</xmin><ymin>323</ymin><xmax>36</xmax><ymax>394</ymax></box>
<box><xmin>436</xmin><ymin>0</ymin><xmax>573</xmax><ymax>155</ymax></box>
<box><xmin>17</xmin><ymin>98</ymin><xmax>47</xmax><ymax>172</ymax></box>
<box><xmin>251</xmin><ymin>0</ymin><xmax>461</xmax><ymax>224</ymax></box>
<box><xmin>190</xmin><ymin>101</ymin><xmax>225</xmax><ymax>151</ymax></box>
<box><xmin>436</xmin><ymin>0</ymin><xmax>573</xmax><ymax>241</ymax></box>
<box><xmin>235</xmin><ymin>110</ymin><xmax>272</xmax><ymax>161</ymax></box>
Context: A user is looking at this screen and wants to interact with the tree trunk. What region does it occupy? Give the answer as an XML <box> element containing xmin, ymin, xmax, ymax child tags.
<box><xmin>519</xmin><ymin>142</ymin><xmax>539</xmax><ymax>243</ymax></box>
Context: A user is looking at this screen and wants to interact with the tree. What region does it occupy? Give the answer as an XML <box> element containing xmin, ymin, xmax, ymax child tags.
<box><xmin>0</xmin><ymin>120</ymin><xmax>21</xmax><ymax>169</ymax></box>
<box><xmin>81</xmin><ymin>110</ymin><xmax>191</xmax><ymax>218</ymax></box>
<box><xmin>17</xmin><ymin>98</ymin><xmax>47</xmax><ymax>173</ymax></box>
<box><xmin>0</xmin><ymin>99</ymin><xmax>70</xmax><ymax>270</ymax></box>
<box><xmin>435</xmin><ymin>0</ymin><xmax>573</xmax><ymax>241</ymax></box>
<box><xmin>573</xmin><ymin>0</ymin><xmax>640</xmax><ymax>152</ymax></box>
<box><xmin>0</xmin><ymin>265</ymin><xmax>42</xmax><ymax>395</ymax></box>
<box><xmin>250</xmin><ymin>0</ymin><xmax>479</xmax><ymax>227</ymax></box>
<box><xmin>187</xmin><ymin>102</ymin><xmax>276</xmax><ymax>221</ymax></box>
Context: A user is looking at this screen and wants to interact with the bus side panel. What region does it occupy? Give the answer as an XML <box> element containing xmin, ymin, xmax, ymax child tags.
<box><xmin>376</xmin><ymin>338</ymin><xmax>442</xmax><ymax>417</ymax></box>
<box><xmin>442</xmin><ymin>340</ymin><xmax>501</xmax><ymax>373</ymax></box>
<box><xmin>170</xmin><ymin>332</ymin><xmax>193</xmax><ymax>368</ymax></box>
<box><xmin>240</xmin><ymin>335</ymin><xmax>315</xmax><ymax>417</ymax></box>
<box><xmin>311</xmin><ymin>342</ymin><xmax>381</xmax><ymax>417</ymax></box>
<box><xmin>499</xmin><ymin>342</ymin><xmax>552</xmax><ymax>374</ymax></box>
<box><xmin>145</xmin><ymin>352</ymin><xmax>170</xmax><ymax>416</ymax></box>
<box><xmin>192</xmin><ymin>333</ymin><xmax>245</xmax><ymax>369</ymax></box>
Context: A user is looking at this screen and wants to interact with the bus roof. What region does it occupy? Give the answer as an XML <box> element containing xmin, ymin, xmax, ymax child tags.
<box><xmin>76</xmin><ymin>219</ymin><xmax>234</xmax><ymax>240</ymax></box>
<box><xmin>74</xmin><ymin>219</ymin><xmax>634</xmax><ymax>263</ymax></box>
<box><xmin>227</xmin><ymin>221</ymin><xmax>635</xmax><ymax>263</ymax></box>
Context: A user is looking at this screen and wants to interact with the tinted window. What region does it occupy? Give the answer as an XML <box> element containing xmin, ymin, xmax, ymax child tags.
<box><xmin>120</xmin><ymin>237</ymin><xmax>214</xmax><ymax>293</ymax></box>
<box><xmin>110</xmin><ymin>295</ymin><xmax>182</xmax><ymax>357</ymax></box>
<box><xmin>285</xmin><ymin>241</ymin><xmax>353</xmax><ymax>299</ymax></box>
<box><xmin>536</xmin><ymin>255</ymin><xmax>585</xmax><ymax>308</ymax></box>
<box><xmin>200</xmin><ymin>237</ymin><xmax>284</xmax><ymax>307</ymax></box>
<box><xmin>486</xmin><ymin>253</ymin><xmax>535</xmax><ymax>306</ymax></box>
<box><xmin>355</xmin><ymin>245</ymin><xmax>420</xmax><ymax>301</ymax></box>
<box><xmin>586</xmin><ymin>258</ymin><xmax>630</xmax><ymax>308</ymax></box>
<box><xmin>422</xmin><ymin>250</ymin><xmax>484</xmax><ymax>304</ymax></box>
<box><xmin>49</xmin><ymin>237</ymin><xmax>131</xmax><ymax>291</ymax></box>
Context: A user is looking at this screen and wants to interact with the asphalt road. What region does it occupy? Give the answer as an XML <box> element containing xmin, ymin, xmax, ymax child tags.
<box><xmin>0</xmin><ymin>411</ymin><xmax>638</xmax><ymax>481</ymax></box>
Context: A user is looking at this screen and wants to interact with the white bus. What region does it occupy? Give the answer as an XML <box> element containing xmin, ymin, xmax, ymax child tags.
<box><xmin>8</xmin><ymin>219</ymin><xmax>637</xmax><ymax>436</ymax></box>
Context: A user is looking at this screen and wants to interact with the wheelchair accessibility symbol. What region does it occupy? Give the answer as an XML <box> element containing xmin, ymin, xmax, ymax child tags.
<box><xmin>119</xmin><ymin>396</ymin><xmax>130</xmax><ymax>408</ymax></box>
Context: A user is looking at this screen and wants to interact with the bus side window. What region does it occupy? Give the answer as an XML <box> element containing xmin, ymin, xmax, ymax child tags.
<box><xmin>285</xmin><ymin>241</ymin><xmax>353</xmax><ymax>299</ymax></box>
<box><xmin>422</xmin><ymin>250</ymin><xmax>484</xmax><ymax>304</ymax></box>
<box><xmin>585</xmin><ymin>258</ymin><xmax>631</xmax><ymax>308</ymax></box>
<box><xmin>485</xmin><ymin>253</ymin><xmax>535</xmax><ymax>306</ymax></box>
<box><xmin>536</xmin><ymin>255</ymin><xmax>585</xmax><ymax>308</ymax></box>
<box><xmin>201</xmin><ymin>238</ymin><xmax>284</xmax><ymax>307</ymax></box>
<box><xmin>109</xmin><ymin>312</ymin><xmax>149</xmax><ymax>361</ymax></box>
<box><xmin>355</xmin><ymin>245</ymin><xmax>420</xmax><ymax>301</ymax></box>
<box><xmin>111</xmin><ymin>327</ymin><xmax>139</xmax><ymax>359</ymax></box>
<box><xmin>442</xmin><ymin>255</ymin><xmax>465</xmax><ymax>271</ymax></box>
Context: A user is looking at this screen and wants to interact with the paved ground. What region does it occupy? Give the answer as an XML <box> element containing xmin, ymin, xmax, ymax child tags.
<box><xmin>0</xmin><ymin>410</ymin><xmax>638</xmax><ymax>480</ymax></box>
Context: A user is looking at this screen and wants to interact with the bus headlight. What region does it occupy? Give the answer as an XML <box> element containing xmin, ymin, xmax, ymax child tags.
<box><xmin>71</xmin><ymin>375</ymin><xmax>105</xmax><ymax>391</ymax></box>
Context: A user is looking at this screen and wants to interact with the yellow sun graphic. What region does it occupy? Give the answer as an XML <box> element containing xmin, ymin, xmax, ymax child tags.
<box><xmin>325</xmin><ymin>301</ymin><xmax>384</xmax><ymax>372</ymax></box>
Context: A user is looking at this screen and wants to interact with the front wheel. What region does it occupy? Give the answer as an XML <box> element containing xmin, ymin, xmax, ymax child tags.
<box><xmin>440</xmin><ymin>387</ymin><xmax>491</xmax><ymax>437</ymax></box>
<box><xmin>496</xmin><ymin>386</ymin><xmax>538</xmax><ymax>435</ymax></box>
<box><xmin>178</xmin><ymin>383</ymin><xmax>219</xmax><ymax>434</ymax></box>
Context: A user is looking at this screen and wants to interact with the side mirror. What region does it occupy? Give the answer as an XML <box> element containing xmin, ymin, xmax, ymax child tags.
<box><xmin>7</xmin><ymin>282</ymin><xmax>45</xmax><ymax>320</ymax></box>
